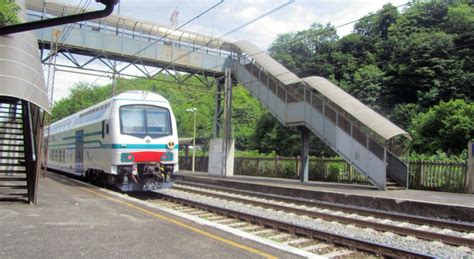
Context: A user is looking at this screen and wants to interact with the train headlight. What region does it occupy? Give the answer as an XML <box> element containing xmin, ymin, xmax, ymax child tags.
<box><xmin>120</xmin><ymin>153</ymin><xmax>135</xmax><ymax>162</ymax></box>
<box><xmin>167</xmin><ymin>141</ymin><xmax>175</xmax><ymax>150</ymax></box>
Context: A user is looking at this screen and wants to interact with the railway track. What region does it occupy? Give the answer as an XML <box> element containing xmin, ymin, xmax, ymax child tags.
<box><xmin>147</xmin><ymin>191</ymin><xmax>431</xmax><ymax>258</ymax></box>
<box><xmin>137</xmin><ymin>180</ymin><xmax>474</xmax><ymax>257</ymax></box>
<box><xmin>173</xmin><ymin>181</ymin><xmax>474</xmax><ymax>248</ymax></box>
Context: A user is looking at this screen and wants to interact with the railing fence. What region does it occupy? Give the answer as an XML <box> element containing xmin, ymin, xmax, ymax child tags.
<box><xmin>178</xmin><ymin>156</ymin><xmax>468</xmax><ymax>193</ymax></box>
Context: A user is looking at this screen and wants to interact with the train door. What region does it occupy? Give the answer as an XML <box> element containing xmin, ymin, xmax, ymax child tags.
<box><xmin>75</xmin><ymin>130</ymin><xmax>84</xmax><ymax>174</ymax></box>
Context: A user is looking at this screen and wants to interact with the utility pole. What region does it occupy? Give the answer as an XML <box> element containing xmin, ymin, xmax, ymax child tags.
<box><xmin>43</xmin><ymin>29</ymin><xmax>61</xmax><ymax>178</ymax></box>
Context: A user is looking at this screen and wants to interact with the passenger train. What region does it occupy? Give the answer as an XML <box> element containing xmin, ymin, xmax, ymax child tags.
<box><xmin>45</xmin><ymin>91</ymin><xmax>179</xmax><ymax>191</ymax></box>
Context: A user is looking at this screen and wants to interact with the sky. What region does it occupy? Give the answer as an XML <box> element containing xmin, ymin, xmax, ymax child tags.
<box><xmin>45</xmin><ymin>0</ymin><xmax>408</xmax><ymax>103</ymax></box>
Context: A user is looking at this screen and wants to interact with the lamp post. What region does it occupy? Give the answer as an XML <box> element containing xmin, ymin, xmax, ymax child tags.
<box><xmin>185</xmin><ymin>108</ymin><xmax>197</xmax><ymax>173</ymax></box>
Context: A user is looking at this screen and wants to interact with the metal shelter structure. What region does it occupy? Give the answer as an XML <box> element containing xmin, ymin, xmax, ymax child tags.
<box><xmin>26</xmin><ymin>0</ymin><xmax>412</xmax><ymax>190</ymax></box>
<box><xmin>0</xmin><ymin>0</ymin><xmax>50</xmax><ymax>203</ymax></box>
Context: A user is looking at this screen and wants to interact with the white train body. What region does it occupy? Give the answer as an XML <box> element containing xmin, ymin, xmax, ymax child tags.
<box><xmin>46</xmin><ymin>91</ymin><xmax>178</xmax><ymax>191</ymax></box>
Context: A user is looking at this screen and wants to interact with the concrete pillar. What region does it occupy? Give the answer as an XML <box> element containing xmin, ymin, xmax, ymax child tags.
<box><xmin>208</xmin><ymin>138</ymin><xmax>234</xmax><ymax>177</ymax></box>
<box><xmin>299</xmin><ymin>126</ymin><xmax>309</xmax><ymax>182</ymax></box>
<box><xmin>468</xmin><ymin>142</ymin><xmax>474</xmax><ymax>194</ymax></box>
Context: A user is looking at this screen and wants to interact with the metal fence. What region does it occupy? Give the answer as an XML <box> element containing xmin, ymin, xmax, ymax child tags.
<box><xmin>178</xmin><ymin>156</ymin><xmax>468</xmax><ymax>193</ymax></box>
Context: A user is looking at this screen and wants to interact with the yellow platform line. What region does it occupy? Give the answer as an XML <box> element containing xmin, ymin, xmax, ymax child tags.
<box><xmin>81</xmin><ymin>187</ymin><xmax>277</xmax><ymax>259</ymax></box>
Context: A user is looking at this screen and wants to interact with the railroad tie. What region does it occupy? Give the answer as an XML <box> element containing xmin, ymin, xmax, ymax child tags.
<box><xmin>227</xmin><ymin>222</ymin><xmax>248</xmax><ymax>228</ymax></box>
<box><xmin>213</xmin><ymin>218</ymin><xmax>236</xmax><ymax>224</ymax></box>
<box><xmin>302</xmin><ymin>243</ymin><xmax>331</xmax><ymax>251</ymax></box>
<box><xmin>198</xmin><ymin>213</ymin><xmax>216</xmax><ymax>218</ymax></box>
<box><xmin>239</xmin><ymin>225</ymin><xmax>261</xmax><ymax>231</ymax></box>
<box><xmin>270</xmin><ymin>232</ymin><xmax>294</xmax><ymax>240</ymax></box>
<box><xmin>282</xmin><ymin>237</ymin><xmax>312</xmax><ymax>245</ymax></box>
<box><xmin>205</xmin><ymin>215</ymin><xmax>225</xmax><ymax>221</ymax></box>
<box><xmin>321</xmin><ymin>249</ymin><xmax>354</xmax><ymax>258</ymax></box>
<box><xmin>252</xmin><ymin>229</ymin><xmax>278</xmax><ymax>235</ymax></box>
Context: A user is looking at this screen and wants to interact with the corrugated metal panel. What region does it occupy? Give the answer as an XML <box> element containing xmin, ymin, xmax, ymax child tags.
<box><xmin>303</xmin><ymin>76</ymin><xmax>411</xmax><ymax>142</ymax></box>
<box><xmin>0</xmin><ymin>1</ymin><xmax>49</xmax><ymax>113</ymax></box>
<box><xmin>233</xmin><ymin>40</ymin><xmax>301</xmax><ymax>85</ymax></box>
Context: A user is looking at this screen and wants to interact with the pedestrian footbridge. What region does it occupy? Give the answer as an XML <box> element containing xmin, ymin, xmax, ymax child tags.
<box><xmin>26</xmin><ymin>0</ymin><xmax>412</xmax><ymax>190</ymax></box>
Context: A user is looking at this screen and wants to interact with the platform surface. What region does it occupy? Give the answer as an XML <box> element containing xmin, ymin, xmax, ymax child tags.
<box><xmin>0</xmin><ymin>173</ymin><xmax>300</xmax><ymax>259</ymax></box>
<box><xmin>176</xmin><ymin>171</ymin><xmax>474</xmax><ymax>222</ymax></box>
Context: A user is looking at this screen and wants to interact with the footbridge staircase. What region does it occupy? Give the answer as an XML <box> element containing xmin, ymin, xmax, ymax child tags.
<box><xmin>231</xmin><ymin>41</ymin><xmax>411</xmax><ymax>190</ymax></box>
<box><xmin>26</xmin><ymin>0</ymin><xmax>411</xmax><ymax>190</ymax></box>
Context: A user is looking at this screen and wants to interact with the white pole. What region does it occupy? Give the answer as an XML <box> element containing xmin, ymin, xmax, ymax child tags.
<box><xmin>192</xmin><ymin>110</ymin><xmax>196</xmax><ymax>173</ymax></box>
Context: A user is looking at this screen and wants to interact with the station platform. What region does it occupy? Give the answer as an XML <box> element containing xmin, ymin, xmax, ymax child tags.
<box><xmin>175</xmin><ymin>171</ymin><xmax>474</xmax><ymax>222</ymax></box>
<box><xmin>0</xmin><ymin>173</ymin><xmax>300</xmax><ymax>259</ymax></box>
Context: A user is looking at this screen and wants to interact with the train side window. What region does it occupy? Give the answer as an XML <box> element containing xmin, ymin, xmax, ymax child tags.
<box><xmin>106</xmin><ymin>123</ymin><xmax>109</xmax><ymax>135</ymax></box>
<box><xmin>102</xmin><ymin>121</ymin><xmax>105</xmax><ymax>138</ymax></box>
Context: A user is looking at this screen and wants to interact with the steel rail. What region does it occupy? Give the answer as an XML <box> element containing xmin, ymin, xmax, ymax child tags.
<box><xmin>157</xmin><ymin>192</ymin><xmax>433</xmax><ymax>258</ymax></box>
<box><xmin>176</xmin><ymin>180</ymin><xmax>474</xmax><ymax>232</ymax></box>
<box><xmin>173</xmin><ymin>184</ymin><xmax>474</xmax><ymax>248</ymax></box>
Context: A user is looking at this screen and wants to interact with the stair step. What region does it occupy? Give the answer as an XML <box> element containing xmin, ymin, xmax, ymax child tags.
<box><xmin>0</xmin><ymin>177</ymin><xmax>26</xmax><ymax>181</ymax></box>
<box><xmin>0</xmin><ymin>185</ymin><xmax>27</xmax><ymax>189</ymax></box>
<box><xmin>0</xmin><ymin>193</ymin><xmax>28</xmax><ymax>198</ymax></box>
<box><xmin>387</xmin><ymin>186</ymin><xmax>405</xmax><ymax>190</ymax></box>
<box><xmin>0</xmin><ymin>170</ymin><xmax>27</xmax><ymax>174</ymax></box>
<box><xmin>0</xmin><ymin>131</ymin><xmax>24</xmax><ymax>136</ymax></box>
<box><xmin>0</xmin><ymin>156</ymin><xmax>25</xmax><ymax>160</ymax></box>
<box><xmin>0</xmin><ymin>140</ymin><xmax>24</xmax><ymax>144</ymax></box>
<box><xmin>0</xmin><ymin>149</ymin><xmax>25</xmax><ymax>152</ymax></box>
<box><xmin>0</xmin><ymin>124</ymin><xmax>23</xmax><ymax>128</ymax></box>
<box><xmin>0</xmin><ymin>109</ymin><xmax>22</xmax><ymax>114</ymax></box>
<box><xmin>0</xmin><ymin>137</ymin><xmax>24</xmax><ymax>142</ymax></box>
<box><xmin>0</xmin><ymin>143</ymin><xmax>25</xmax><ymax>147</ymax></box>
<box><xmin>0</xmin><ymin>119</ymin><xmax>22</xmax><ymax>124</ymax></box>
<box><xmin>0</xmin><ymin>163</ymin><xmax>26</xmax><ymax>167</ymax></box>
<box><xmin>0</xmin><ymin>193</ymin><xmax>28</xmax><ymax>197</ymax></box>
<box><xmin>0</xmin><ymin>121</ymin><xmax>23</xmax><ymax>126</ymax></box>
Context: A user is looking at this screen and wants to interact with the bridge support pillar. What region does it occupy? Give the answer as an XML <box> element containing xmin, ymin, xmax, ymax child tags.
<box><xmin>209</xmin><ymin>68</ymin><xmax>234</xmax><ymax>177</ymax></box>
<box><xmin>299</xmin><ymin>126</ymin><xmax>309</xmax><ymax>182</ymax></box>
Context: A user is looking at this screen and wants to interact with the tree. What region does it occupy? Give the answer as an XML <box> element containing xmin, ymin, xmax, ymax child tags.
<box><xmin>51</xmin><ymin>82</ymin><xmax>110</xmax><ymax>121</ymax></box>
<box><xmin>344</xmin><ymin>65</ymin><xmax>385</xmax><ymax>111</ymax></box>
<box><xmin>232</xmin><ymin>86</ymin><xmax>264</xmax><ymax>150</ymax></box>
<box><xmin>0</xmin><ymin>0</ymin><xmax>20</xmax><ymax>26</ymax></box>
<box><xmin>410</xmin><ymin>99</ymin><xmax>473</xmax><ymax>155</ymax></box>
<box><xmin>269</xmin><ymin>23</ymin><xmax>338</xmax><ymax>78</ymax></box>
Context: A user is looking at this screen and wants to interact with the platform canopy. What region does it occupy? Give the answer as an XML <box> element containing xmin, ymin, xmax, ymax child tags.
<box><xmin>0</xmin><ymin>0</ymin><xmax>49</xmax><ymax>113</ymax></box>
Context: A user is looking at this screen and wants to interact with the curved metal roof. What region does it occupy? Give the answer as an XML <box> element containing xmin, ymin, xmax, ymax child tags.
<box><xmin>0</xmin><ymin>1</ymin><xmax>49</xmax><ymax>113</ymax></box>
<box><xmin>233</xmin><ymin>40</ymin><xmax>301</xmax><ymax>85</ymax></box>
<box><xmin>303</xmin><ymin>76</ymin><xmax>411</xmax><ymax>142</ymax></box>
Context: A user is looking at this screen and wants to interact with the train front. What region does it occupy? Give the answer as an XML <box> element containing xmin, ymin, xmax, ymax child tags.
<box><xmin>111</xmin><ymin>96</ymin><xmax>178</xmax><ymax>191</ymax></box>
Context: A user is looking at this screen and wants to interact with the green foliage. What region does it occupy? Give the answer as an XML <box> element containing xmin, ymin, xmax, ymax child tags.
<box><xmin>51</xmin><ymin>82</ymin><xmax>110</xmax><ymax>121</ymax></box>
<box><xmin>267</xmin><ymin>0</ymin><xmax>473</xmax><ymax>156</ymax></box>
<box><xmin>408</xmin><ymin>150</ymin><xmax>468</xmax><ymax>162</ymax></box>
<box><xmin>344</xmin><ymin>64</ymin><xmax>385</xmax><ymax>110</ymax></box>
<box><xmin>390</xmin><ymin>103</ymin><xmax>420</xmax><ymax>130</ymax></box>
<box><xmin>0</xmin><ymin>0</ymin><xmax>20</xmax><ymax>26</ymax></box>
<box><xmin>410</xmin><ymin>99</ymin><xmax>473</xmax><ymax>155</ymax></box>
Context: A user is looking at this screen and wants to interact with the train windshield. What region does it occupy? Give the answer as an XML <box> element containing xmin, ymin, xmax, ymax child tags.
<box><xmin>120</xmin><ymin>105</ymin><xmax>171</xmax><ymax>137</ymax></box>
